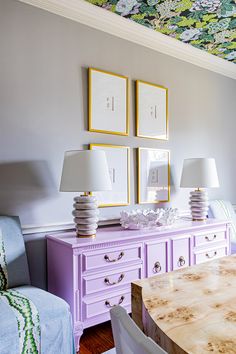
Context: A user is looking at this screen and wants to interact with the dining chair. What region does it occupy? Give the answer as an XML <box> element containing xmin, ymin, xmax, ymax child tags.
<box><xmin>108</xmin><ymin>305</ymin><xmax>167</xmax><ymax>354</ymax></box>
<box><xmin>0</xmin><ymin>215</ymin><xmax>75</xmax><ymax>354</ymax></box>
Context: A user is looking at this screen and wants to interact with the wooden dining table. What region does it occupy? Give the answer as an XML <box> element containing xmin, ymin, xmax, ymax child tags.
<box><xmin>132</xmin><ymin>255</ymin><xmax>236</xmax><ymax>354</ymax></box>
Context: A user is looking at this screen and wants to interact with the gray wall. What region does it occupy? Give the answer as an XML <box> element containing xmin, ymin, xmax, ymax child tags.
<box><xmin>1</xmin><ymin>0</ymin><xmax>236</xmax><ymax>288</ymax></box>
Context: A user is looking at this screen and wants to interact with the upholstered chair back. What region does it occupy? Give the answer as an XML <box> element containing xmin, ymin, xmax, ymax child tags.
<box><xmin>0</xmin><ymin>216</ymin><xmax>30</xmax><ymax>290</ymax></box>
<box><xmin>110</xmin><ymin>306</ymin><xmax>167</xmax><ymax>354</ymax></box>
<box><xmin>209</xmin><ymin>200</ymin><xmax>236</xmax><ymax>254</ymax></box>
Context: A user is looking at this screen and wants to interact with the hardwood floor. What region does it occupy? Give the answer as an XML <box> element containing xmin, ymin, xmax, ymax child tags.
<box><xmin>78</xmin><ymin>321</ymin><xmax>114</xmax><ymax>354</ymax></box>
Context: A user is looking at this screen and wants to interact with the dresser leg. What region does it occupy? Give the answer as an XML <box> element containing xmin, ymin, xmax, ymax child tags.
<box><xmin>74</xmin><ymin>322</ymin><xmax>84</xmax><ymax>352</ymax></box>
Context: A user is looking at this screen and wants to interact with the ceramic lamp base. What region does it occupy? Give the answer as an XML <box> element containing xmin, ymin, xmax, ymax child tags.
<box><xmin>189</xmin><ymin>190</ymin><xmax>209</xmax><ymax>221</ymax></box>
<box><xmin>72</xmin><ymin>195</ymin><xmax>99</xmax><ymax>237</ymax></box>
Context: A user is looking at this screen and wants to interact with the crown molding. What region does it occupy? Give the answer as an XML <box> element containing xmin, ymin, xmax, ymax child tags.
<box><xmin>18</xmin><ymin>0</ymin><xmax>236</xmax><ymax>80</ymax></box>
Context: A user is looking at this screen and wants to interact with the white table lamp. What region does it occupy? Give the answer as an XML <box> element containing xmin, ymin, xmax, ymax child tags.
<box><xmin>180</xmin><ymin>158</ymin><xmax>219</xmax><ymax>220</ymax></box>
<box><xmin>60</xmin><ymin>150</ymin><xmax>112</xmax><ymax>237</ymax></box>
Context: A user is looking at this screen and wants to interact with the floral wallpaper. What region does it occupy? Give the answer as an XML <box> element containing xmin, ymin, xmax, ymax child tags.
<box><xmin>85</xmin><ymin>0</ymin><xmax>236</xmax><ymax>63</ymax></box>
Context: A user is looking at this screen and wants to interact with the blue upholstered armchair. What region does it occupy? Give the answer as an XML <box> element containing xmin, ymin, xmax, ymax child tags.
<box><xmin>209</xmin><ymin>200</ymin><xmax>236</xmax><ymax>254</ymax></box>
<box><xmin>0</xmin><ymin>216</ymin><xmax>75</xmax><ymax>354</ymax></box>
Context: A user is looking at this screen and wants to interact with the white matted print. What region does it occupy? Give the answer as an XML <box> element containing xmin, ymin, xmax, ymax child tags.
<box><xmin>89</xmin><ymin>68</ymin><xmax>129</xmax><ymax>136</ymax></box>
<box><xmin>138</xmin><ymin>148</ymin><xmax>170</xmax><ymax>204</ymax></box>
<box><xmin>90</xmin><ymin>144</ymin><xmax>130</xmax><ymax>207</ymax></box>
<box><xmin>136</xmin><ymin>80</ymin><xmax>168</xmax><ymax>140</ymax></box>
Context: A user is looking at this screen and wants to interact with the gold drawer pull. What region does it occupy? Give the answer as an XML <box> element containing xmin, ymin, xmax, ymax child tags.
<box><xmin>104</xmin><ymin>273</ymin><xmax>125</xmax><ymax>286</ymax></box>
<box><xmin>178</xmin><ymin>256</ymin><xmax>185</xmax><ymax>267</ymax></box>
<box><xmin>205</xmin><ymin>235</ymin><xmax>217</xmax><ymax>242</ymax></box>
<box><xmin>105</xmin><ymin>295</ymin><xmax>125</xmax><ymax>308</ymax></box>
<box><xmin>206</xmin><ymin>251</ymin><xmax>217</xmax><ymax>259</ymax></box>
<box><xmin>153</xmin><ymin>261</ymin><xmax>162</xmax><ymax>273</ymax></box>
<box><xmin>104</xmin><ymin>251</ymin><xmax>124</xmax><ymax>263</ymax></box>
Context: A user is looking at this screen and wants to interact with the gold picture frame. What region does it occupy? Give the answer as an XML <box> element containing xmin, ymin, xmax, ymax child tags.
<box><xmin>136</xmin><ymin>80</ymin><xmax>168</xmax><ymax>140</ymax></box>
<box><xmin>138</xmin><ymin>148</ymin><xmax>170</xmax><ymax>204</ymax></box>
<box><xmin>89</xmin><ymin>144</ymin><xmax>130</xmax><ymax>207</ymax></box>
<box><xmin>88</xmin><ymin>68</ymin><xmax>129</xmax><ymax>136</ymax></box>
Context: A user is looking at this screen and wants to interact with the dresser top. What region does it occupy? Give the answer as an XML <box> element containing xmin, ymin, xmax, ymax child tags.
<box><xmin>46</xmin><ymin>218</ymin><xmax>229</xmax><ymax>248</ymax></box>
<box><xmin>132</xmin><ymin>254</ymin><xmax>236</xmax><ymax>354</ymax></box>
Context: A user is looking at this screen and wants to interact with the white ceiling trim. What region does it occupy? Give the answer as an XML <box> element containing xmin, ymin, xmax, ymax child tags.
<box><xmin>18</xmin><ymin>0</ymin><xmax>236</xmax><ymax>80</ymax></box>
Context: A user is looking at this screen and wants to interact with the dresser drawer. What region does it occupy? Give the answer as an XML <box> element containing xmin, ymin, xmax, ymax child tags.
<box><xmin>171</xmin><ymin>236</ymin><xmax>191</xmax><ymax>271</ymax></box>
<box><xmin>82</xmin><ymin>244</ymin><xmax>142</xmax><ymax>272</ymax></box>
<box><xmin>83</xmin><ymin>264</ymin><xmax>142</xmax><ymax>296</ymax></box>
<box><xmin>83</xmin><ymin>289</ymin><xmax>131</xmax><ymax>320</ymax></box>
<box><xmin>194</xmin><ymin>246</ymin><xmax>227</xmax><ymax>265</ymax></box>
<box><xmin>146</xmin><ymin>239</ymin><xmax>169</xmax><ymax>277</ymax></box>
<box><xmin>194</xmin><ymin>230</ymin><xmax>226</xmax><ymax>248</ymax></box>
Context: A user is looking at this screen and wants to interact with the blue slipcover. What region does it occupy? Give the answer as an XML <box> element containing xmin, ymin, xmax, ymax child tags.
<box><xmin>209</xmin><ymin>200</ymin><xmax>236</xmax><ymax>254</ymax></box>
<box><xmin>0</xmin><ymin>216</ymin><xmax>75</xmax><ymax>354</ymax></box>
<box><xmin>0</xmin><ymin>286</ymin><xmax>75</xmax><ymax>354</ymax></box>
<box><xmin>0</xmin><ymin>216</ymin><xmax>30</xmax><ymax>289</ymax></box>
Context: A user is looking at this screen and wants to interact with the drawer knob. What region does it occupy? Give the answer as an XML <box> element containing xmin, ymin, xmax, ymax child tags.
<box><xmin>104</xmin><ymin>251</ymin><xmax>124</xmax><ymax>263</ymax></box>
<box><xmin>104</xmin><ymin>273</ymin><xmax>125</xmax><ymax>286</ymax></box>
<box><xmin>205</xmin><ymin>235</ymin><xmax>217</xmax><ymax>242</ymax></box>
<box><xmin>178</xmin><ymin>256</ymin><xmax>186</xmax><ymax>267</ymax></box>
<box><xmin>153</xmin><ymin>261</ymin><xmax>162</xmax><ymax>273</ymax></box>
<box><xmin>105</xmin><ymin>295</ymin><xmax>125</xmax><ymax>308</ymax></box>
<box><xmin>206</xmin><ymin>251</ymin><xmax>217</xmax><ymax>259</ymax></box>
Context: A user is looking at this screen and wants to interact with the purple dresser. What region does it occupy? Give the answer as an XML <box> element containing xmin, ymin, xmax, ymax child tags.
<box><xmin>47</xmin><ymin>219</ymin><xmax>231</xmax><ymax>351</ymax></box>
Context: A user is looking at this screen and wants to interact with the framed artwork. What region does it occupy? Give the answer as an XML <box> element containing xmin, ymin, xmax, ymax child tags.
<box><xmin>136</xmin><ymin>80</ymin><xmax>168</xmax><ymax>140</ymax></box>
<box><xmin>138</xmin><ymin>148</ymin><xmax>170</xmax><ymax>204</ymax></box>
<box><xmin>89</xmin><ymin>144</ymin><xmax>130</xmax><ymax>207</ymax></box>
<box><xmin>88</xmin><ymin>68</ymin><xmax>129</xmax><ymax>136</ymax></box>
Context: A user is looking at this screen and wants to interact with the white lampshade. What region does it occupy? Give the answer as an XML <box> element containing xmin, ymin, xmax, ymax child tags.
<box><xmin>180</xmin><ymin>158</ymin><xmax>219</xmax><ymax>188</ymax></box>
<box><xmin>60</xmin><ymin>150</ymin><xmax>112</xmax><ymax>192</ymax></box>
